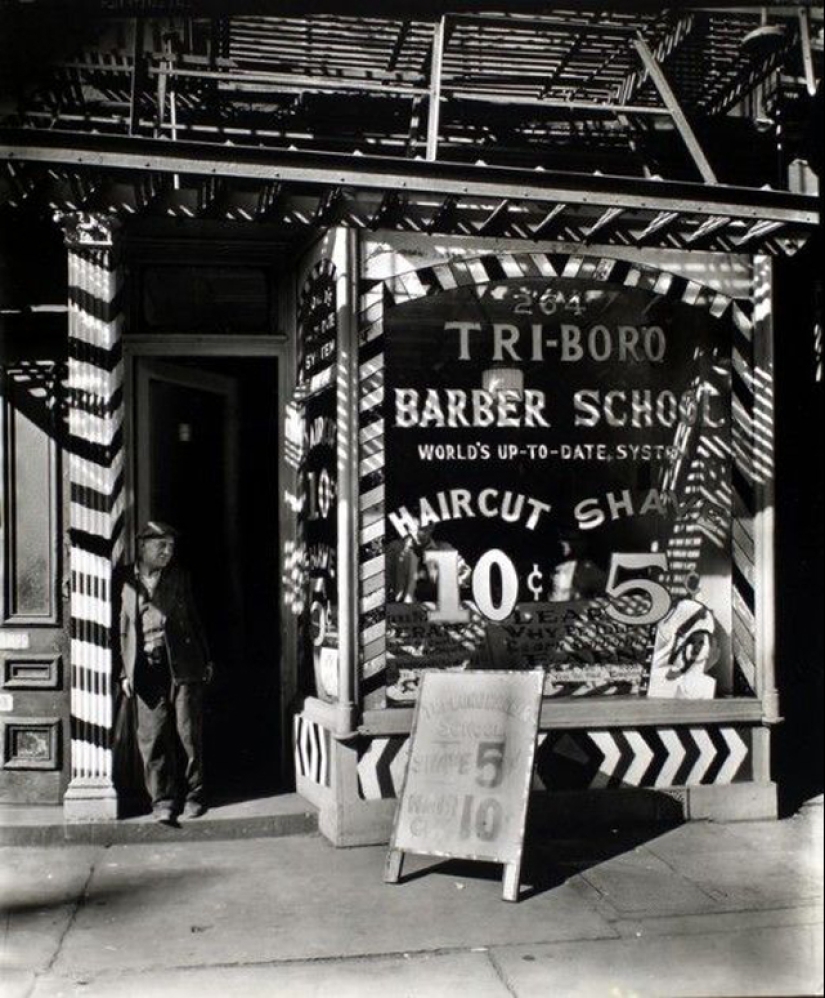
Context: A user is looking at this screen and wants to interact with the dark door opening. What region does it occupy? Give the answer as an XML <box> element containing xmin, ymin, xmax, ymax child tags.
<box><xmin>136</xmin><ymin>356</ymin><xmax>284</xmax><ymax>801</ymax></box>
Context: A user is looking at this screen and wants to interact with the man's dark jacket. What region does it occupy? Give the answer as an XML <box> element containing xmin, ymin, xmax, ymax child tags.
<box><xmin>116</xmin><ymin>564</ymin><xmax>210</xmax><ymax>684</ymax></box>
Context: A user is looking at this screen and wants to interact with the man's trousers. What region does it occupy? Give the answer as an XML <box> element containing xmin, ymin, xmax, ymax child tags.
<box><xmin>135</xmin><ymin>675</ymin><xmax>205</xmax><ymax>812</ymax></box>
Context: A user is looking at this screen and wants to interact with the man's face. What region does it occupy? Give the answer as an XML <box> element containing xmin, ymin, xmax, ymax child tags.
<box><xmin>139</xmin><ymin>536</ymin><xmax>175</xmax><ymax>571</ymax></box>
<box><xmin>413</xmin><ymin>524</ymin><xmax>434</xmax><ymax>547</ymax></box>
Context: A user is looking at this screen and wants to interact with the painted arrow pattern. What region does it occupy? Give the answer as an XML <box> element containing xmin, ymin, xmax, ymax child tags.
<box><xmin>294</xmin><ymin>714</ymin><xmax>332</xmax><ymax>789</ymax></box>
<box><xmin>656</xmin><ymin>728</ymin><xmax>686</xmax><ymax>788</ymax></box>
<box><xmin>535</xmin><ymin>725</ymin><xmax>753</xmax><ymax>791</ymax></box>
<box><xmin>717</xmin><ymin>726</ymin><xmax>750</xmax><ymax>784</ymax></box>
<box><xmin>357</xmin><ymin>735</ymin><xmax>409</xmax><ymax>800</ymax></box>
<box><xmin>357</xmin><ymin>725</ymin><xmax>752</xmax><ymax>800</ymax></box>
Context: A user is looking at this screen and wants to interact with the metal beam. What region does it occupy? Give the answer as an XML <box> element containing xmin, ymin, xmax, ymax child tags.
<box><xmin>620</xmin><ymin>14</ymin><xmax>696</xmax><ymax>105</ymax></box>
<box><xmin>733</xmin><ymin>219</ymin><xmax>784</xmax><ymax>245</ymax></box>
<box><xmin>798</xmin><ymin>6</ymin><xmax>817</xmax><ymax>97</ymax></box>
<box><xmin>477</xmin><ymin>198</ymin><xmax>511</xmax><ymax>235</ymax></box>
<box><xmin>135</xmin><ymin>171</ymin><xmax>171</xmax><ymax>211</ymax></box>
<box><xmin>450</xmin><ymin>13</ymin><xmax>637</xmax><ymax>36</ymax></box>
<box><xmin>633</xmin><ymin>34</ymin><xmax>717</xmax><ymax>184</ymax></box>
<box><xmin>145</xmin><ymin>64</ymin><xmax>429</xmax><ymax>96</ymax></box>
<box><xmin>633</xmin><ymin>209</ymin><xmax>680</xmax><ymax>244</ymax></box>
<box><xmin>685</xmin><ymin>214</ymin><xmax>731</xmax><ymax>245</ymax></box>
<box><xmin>530</xmin><ymin>202</ymin><xmax>568</xmax><ymax>239</ymax></box>
<box><xmin>584</xmin><ymin>206</ymin><xmax>625</xmax><ymax>241</ymax></box>
<box><xmin>368</xmin><ymin>190</ymin><xmax>404</xmax><ymax>229</ymax></box>
<box><xmin>427</xmin><ymin>194</ymin><xmax>459</xmax><ymax>232</ymax></box>
<box><xmin>313</xmin><ymin>186</ymin><xmax>345</xmax><ymax>226</ymax></box>
<box><xmin>197</xmin><ymin>176</ymin><xmax>225</xmax><ymax>217</ymax></box>
<box><xmin>0</xmin><ymin>129</ymin><xmax>818</xmax><ymax>227</ymax></box>
<box><xmin>426</xmin><ymin>16</ymin><xmax>446</xmax><ymax>161</ymax></box>
<box><xmin>256</xmin><ymin>180</ymin><xmax>284</xmax><ymax>221</ymax></box>
<box><xmin>443</xmin><ymin>91</ymin><xmax>673</xmax><ymax>114</ymax></box>
<box><xmin>406</xmin><ymin>95</ymin><xmax>425</xmax><ymax>157</ymax></box>
<box><xmin>129</xmin><ymin>19</ymin><xmax>146</xmax><ymax>136</ymax></box>
<box><xmin>387</xmin><ymin>22</ymin><xmax>410</xmax><ymax>73</ymax></box>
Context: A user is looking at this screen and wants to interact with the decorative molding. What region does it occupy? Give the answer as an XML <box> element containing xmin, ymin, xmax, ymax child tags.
<box><xmin>58</xmin><ymin>212</ymin><xmax>122</xmax><ymax>251</ymax></box>
<box><xmin>1</xmin><ymin>717</ymin><xmax>61</xmax><ymax>770</ymax></box>
<box><xmin>1</xmin><ymin>653</ymin><xmax>61</xmax><ymax>690</ymax></box>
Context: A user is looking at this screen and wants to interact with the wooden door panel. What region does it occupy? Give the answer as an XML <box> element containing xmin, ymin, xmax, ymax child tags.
<box><xmin>0</xmin><ymin>366</ymin><xmax>70</xmax><ymax>804</ymax></box>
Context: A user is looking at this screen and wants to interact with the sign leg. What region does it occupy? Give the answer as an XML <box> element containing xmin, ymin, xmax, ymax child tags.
<box><xmin>502</xmin><ymin>861</ymin><xmax>521</xmax><ymax>902</ymax></box>
<box><xmin>384</xmin><ymin>848</ymin><xmax>405</xmax><ymax>884</ymax></box>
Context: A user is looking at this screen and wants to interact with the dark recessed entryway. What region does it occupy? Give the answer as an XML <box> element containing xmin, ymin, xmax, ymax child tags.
<box><xmin>136</xmin><ymin>355</ymin><xmax>284</xmax><ymax>802</ymax></box>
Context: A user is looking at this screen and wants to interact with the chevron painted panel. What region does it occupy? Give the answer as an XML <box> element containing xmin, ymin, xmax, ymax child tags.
<box><xmin>356</xmin><ymin>726</ymin><xmax>752</xmax><ymax>800</ymax></box>
<box><xmin>293</xmin><ymin>714</ymin><xmax>332</xmax><ymax>788</ymax></box>
<box><xmin>535</xmin><ymin>727</ymin><xmax>753</xmax><ymax>790</ymax></box>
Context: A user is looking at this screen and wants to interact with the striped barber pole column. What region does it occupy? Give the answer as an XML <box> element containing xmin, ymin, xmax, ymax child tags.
<box><xmin>357</xmin><ymin>282</ymin><xmax>388</xmax><ymax>710</ymax></box>
<box><xmin>730</xmin><ymin>298</ymin><xmax>759</xmax><ymax>696</ymax></box>
<box><xmin>62</xmin><ymin>214</ymin><xmax>126</xmax><ymax>820</ymax></box>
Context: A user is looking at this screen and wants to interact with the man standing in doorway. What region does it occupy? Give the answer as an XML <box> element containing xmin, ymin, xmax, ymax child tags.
<box><xmin>116</xmin><ymin>521</ymin><xmax>213</xmax><ymax>824</ymax></box>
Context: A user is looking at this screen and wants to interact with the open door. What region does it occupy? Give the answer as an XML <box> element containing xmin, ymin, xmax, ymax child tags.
<box><xmin>135</xmin><ymin>357</ymin><xmax>284</xmax><ymax>799</ymax></box>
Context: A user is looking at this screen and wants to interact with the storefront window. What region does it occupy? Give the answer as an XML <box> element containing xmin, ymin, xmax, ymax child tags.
<box><xmin>295</xmin><ymin>261</ymin><xmax>339</xmax><ymax>701</ymax></box>
<box><xmin>383</xmin><ymin>275</ymin><xmax>735</xmax><ymax>705</ymax></box>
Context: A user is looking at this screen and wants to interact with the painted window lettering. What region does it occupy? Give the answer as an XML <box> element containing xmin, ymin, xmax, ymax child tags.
<box><xmin>421</xmin><ymin>548</ymin><xmax>673</xmax><ymax>627</ymax></box>
<box><xmin>394</xmin><ymin>388</ymin><xmax>551</xmax><ymax>428</ymax></box>
<box><xmin>605</xmin><ymin>553</ymin><xmax>672</xmax><ymax>626</ymax></box>
<box><xmin>447</xmin><ymin>321</ymin><xmax>665</xmax><ymax>363</ymax></box>
<box><xmin>573</xmin><ymin>388</ymin><xmax>725</xmax><ymax>428</ymax></box>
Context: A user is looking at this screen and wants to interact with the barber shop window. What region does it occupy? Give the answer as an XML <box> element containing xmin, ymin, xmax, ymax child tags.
<box><xmin>140</xmin><ymin>266</ymin><xmax>272</xmax><ymax>334</ymax></box>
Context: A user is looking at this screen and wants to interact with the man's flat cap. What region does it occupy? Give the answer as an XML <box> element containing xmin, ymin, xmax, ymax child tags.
<box><xmin>137</xmin><ymin>520</ymin><xmax>178</xmax><ymax>541</ymax></box>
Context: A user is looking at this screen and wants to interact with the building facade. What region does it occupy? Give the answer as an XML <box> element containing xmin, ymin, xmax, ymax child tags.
<box><xmin>0</xmin><ymin>4</ymin><xmax>821</xmax><ymax>841</ymax></box>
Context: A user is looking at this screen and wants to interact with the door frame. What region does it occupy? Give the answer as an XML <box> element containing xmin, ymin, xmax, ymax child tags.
<box><xmin>123</xmin><ymin>333</ymin><xmax>296</xmax><ymax>790</ymax></box>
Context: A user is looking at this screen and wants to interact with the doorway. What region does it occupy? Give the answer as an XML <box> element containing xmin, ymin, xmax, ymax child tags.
<box><xmin>133</xmin><ymin>354</ymin><xmax>287</xmax><ymax>800</ymax></box>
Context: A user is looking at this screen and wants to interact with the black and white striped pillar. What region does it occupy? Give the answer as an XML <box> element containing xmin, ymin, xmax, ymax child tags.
<box><xmin>61</xmin><ymin>214</ymin><xmax>126</xmax><ymax>821</ymax></box>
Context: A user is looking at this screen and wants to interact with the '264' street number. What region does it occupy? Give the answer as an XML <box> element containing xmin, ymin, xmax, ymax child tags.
<box><xmin>422</xmin><ymin>549</ymin><xmax>673</xmax><ymax>627</ymax></box>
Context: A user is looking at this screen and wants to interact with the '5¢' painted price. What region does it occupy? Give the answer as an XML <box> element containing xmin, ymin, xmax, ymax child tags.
<box><xmin>422</xmin><ymin>549</ymin><xmax>673</xmax><ymax>626</ymax></box>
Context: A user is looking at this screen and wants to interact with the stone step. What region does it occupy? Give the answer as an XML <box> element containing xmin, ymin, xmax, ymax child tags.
<box><xmin>0</xmin><ymin>793</ymin><xmax>318</xmax><ymax>846</ymax></box>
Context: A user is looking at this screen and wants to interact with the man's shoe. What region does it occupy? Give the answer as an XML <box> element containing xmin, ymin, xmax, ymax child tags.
<box><xmin>182</xmin><ymin>800</ymin><xmax>206</xmax><ymax>819</ymax></box>
<box><xmin>153</xmin><ymin>807</ymin><xmax>175</xmax><ymax>825</ymax></box>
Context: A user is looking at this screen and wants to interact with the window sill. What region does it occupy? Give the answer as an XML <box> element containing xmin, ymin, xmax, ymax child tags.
<box><xmin>359</xmin><ymin>696</ymin><xmax>766</xmax><ymax>737</ymax></box>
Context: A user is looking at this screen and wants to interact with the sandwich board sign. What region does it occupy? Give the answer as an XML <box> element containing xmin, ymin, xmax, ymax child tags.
<box><xmin>384</xmin><ymin>669</ymin><xmax>545</xmax><ymax>902</ymax></box>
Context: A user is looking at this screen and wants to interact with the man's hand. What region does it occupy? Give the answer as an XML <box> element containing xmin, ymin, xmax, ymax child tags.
<box><xmin>120</xmin><ymin>676</ymin><xmax>133</xmax><ymax>699</ymax></box>
<box><xmin>205</xmin><ymin>662</ymin><xmax>214</xmax><ymax>684</ymax></box>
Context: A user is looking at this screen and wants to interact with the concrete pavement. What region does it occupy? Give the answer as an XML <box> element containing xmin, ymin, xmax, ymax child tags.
<box><xmin>1</xmin><ymin>800</ymin><xmax>822</xmax><ymax>997</ymax></box>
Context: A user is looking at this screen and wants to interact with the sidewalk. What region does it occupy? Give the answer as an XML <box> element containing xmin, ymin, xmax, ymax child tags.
<box><xmin>0</xmin><ymin>795</ymin><xmax>318</xmax><ymax>847</ymax></box>
<box><xmin>1</xmin><ymin>800</ymin><xmax>822</xmax><ymax>998</ymax></box>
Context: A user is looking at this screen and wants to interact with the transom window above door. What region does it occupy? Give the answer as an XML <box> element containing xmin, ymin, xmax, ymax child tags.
<box><xmin>139</xmin><ymin>266</ymin><xmax>272</xmax><ymax>335</ymax></box>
